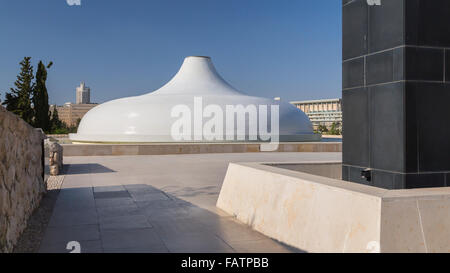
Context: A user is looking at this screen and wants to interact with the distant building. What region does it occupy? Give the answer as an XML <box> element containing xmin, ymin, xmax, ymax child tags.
<box><xmin>51</xmin><ymin>82</ymin><xmax>97</xmax><ymax>127</ymax></box>
<box><xmin>51</xmin><ymin>103</ymin><xmax>98</xmax><ymax>127</ymax></box>
<box><xmin>76</xmin><ymin>82</ymin><xmax>90</xmax><ymax>104</ymax></box>
<box><xmin>290</xmin><ymin>98</ymin><xmax>342</xmax><ymax>130</ymax></box>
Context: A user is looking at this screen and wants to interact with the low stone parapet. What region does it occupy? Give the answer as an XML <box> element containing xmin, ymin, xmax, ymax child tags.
<box><xmin>217</xmin><ymin>162</ymin><xmax>450</xmax><ymax>253</ymax></box>
<box><xmin>62</xmin><ymin>142</ymin><xmax>342</xmax><ymax>157</ymax></box>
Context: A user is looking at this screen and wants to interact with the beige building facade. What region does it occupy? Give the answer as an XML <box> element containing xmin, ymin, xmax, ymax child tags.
<box><xmin>290</xmin><ymin>98</ymin><xmax>342</xmax><ymax>130</ymax></box>
<box><xmin>52</xmin><ymin>103</ymin><xmax>98</xmax><ymax>127</ymax></box>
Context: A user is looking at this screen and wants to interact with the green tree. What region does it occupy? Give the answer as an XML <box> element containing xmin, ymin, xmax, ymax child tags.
<box><xmin>68</xmin><ymin>118</ymin><xmax>82</xmax><ymax>133</ymax></box>
<box><xmin>317</xmin><ymin>124</ymin><xmax>328</xmax><ymax>134</ymax></box>
<box><xmin>33</xmin><ymin>61</ymin><xmax>53</xmax><ymax>132</ymax></box>
<box><xmin>50</xmin><ymin>106</ymin><xmax>63</xmax><ymax>131</ymax></box>
<box><xmin>329</xmin><ymin>122</ymin><xmax>341</xmax><ymax>135</ymax></box>
<box><xmin>3</xmin><ymin>92</ymin><xmax>19</xmax><ymax>113</ymax></box>
<box><xmin>2</xmin><ymin>57</ymin><xmax>35</xmax><ymax>124</ymax></box>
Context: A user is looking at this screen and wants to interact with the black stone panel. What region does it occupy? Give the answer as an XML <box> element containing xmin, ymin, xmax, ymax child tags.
<box><xmin>365</xmin><ymin>47</ymin><xmax>405</xmax><ymax>85</ymax></box>
<box><xmin>406</xmin><ymin>82</ymin><xmax>450</xmax><ymax>172</ymax></box>
<box><xmin>342</xmin><ymin>88</ymin><xmax>369</xmax><ymax>167</ymax></box>
<box><xmin>371</xmin><ymin>171</ymin><xmax>448</xmax><ymax>190</ymax></box>
<box><xmin>371</xmin><ymin>170</ymin><xmax>394</xmax><ymax>189</ymax></box>
<box><xmin>366</xmin><ymin>50</ymin><xmax>393</xmax><ymax>85</ymax></box>
<box><xmin>404</xmin><ymin>0</ymin><xmax>419</xmax><ymax>45</ymax></box>
<box><xmin>405</xmin><ymin>0</ymin><xmax>450</xmax><ymax>48</ymax></box>
<box><xmin>342</xmin><ymin>0</ymin><xmax>352</xmax><ymax>5</ymax></box>
<box><xmin>368</xmin><ymin>0</ymin><xmax>404</xmax><ymax>53</ymax></box>
<box><xmin>404</xmin><ymin>173</ymin><xmax>446</xmax><ymax>189</ymax></box>
<box><xmin>370</xmin><ymin>82</ymin><xmax>404</xmax><ymax>172</ymax></box>
<box><xmin>405</xmin><ymin>47</ymin><xmax>444</xmax><ymax>81</ymax></box>
<box><xmin>343</xmin><ymin>0</ymin><xmax>368</xmax><ymax>60</ymax></box>
<box><xmin>393</xmin><ymin>47</ymin><xmax>404</xmax><ymax>81</ymax></box>
<box><xmin>342</xmin><ymin>165</ymin><xmax>349</xmax><ymax>181</ymax></box>
<box><xmin>372</xmin><ymin>170</ymin><xmax>405</xmax><ymax>190</ymax></box>
<box><xmin>347</xmin><ymin>165</ymin><xmax>372</xmax><ymax>186</ymax></box>
<box><xmin>393</xmin><ymin>173</ymin><xmax>406</xmax><ymax>189</ymax></box>
<box><xmin>446</xmin><ymin>49</ymin><xmax>450</xmax><ymax>82</ymax></box>
<box><xmin>404</xmin><ymin>83</ymin><xmax>418</xmax><ymax>173</ymax></box>
<box><xmin>343</xmin><ymin>57</ymin><xmax>364</xmax><ymax>89</ymax></box>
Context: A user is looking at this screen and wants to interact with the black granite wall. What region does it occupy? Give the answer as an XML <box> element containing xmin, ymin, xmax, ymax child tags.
<box><xmin>342</xmin><ymin>0</ymin><xmax>450</xmax><ymax>189</ymax></box>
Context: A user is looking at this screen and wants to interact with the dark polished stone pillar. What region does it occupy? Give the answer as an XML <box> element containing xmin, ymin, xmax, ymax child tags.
<box><xmin>342</xmin><ymin>0</ymin><xmax>450</xmax><ymax>189</ymax></box>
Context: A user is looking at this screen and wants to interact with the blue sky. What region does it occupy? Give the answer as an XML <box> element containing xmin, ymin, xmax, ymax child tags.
<box><xmin>0</xmin><ymin>0</ymin><xmax>342</xmax><ymax>105</ymax></box>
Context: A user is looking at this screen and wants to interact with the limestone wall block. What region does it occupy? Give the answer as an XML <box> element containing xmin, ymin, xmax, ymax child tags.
<box><xmin>0</xmin><ymin>106</ymin><xmax>45</xmax><ymax>253</ymax></box>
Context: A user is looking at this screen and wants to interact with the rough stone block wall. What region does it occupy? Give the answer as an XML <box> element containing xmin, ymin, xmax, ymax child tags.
<box><xmin>0</xmin><ymin>106</ymin><xmax>46</xmax><ymax>253</ymax></box>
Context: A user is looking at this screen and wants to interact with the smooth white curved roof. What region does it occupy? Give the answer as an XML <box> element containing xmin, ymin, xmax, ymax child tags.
<box><xmin>69</xmin><ymin>56</ymin><xmax>319</xmax><ymax>143</ymax></box>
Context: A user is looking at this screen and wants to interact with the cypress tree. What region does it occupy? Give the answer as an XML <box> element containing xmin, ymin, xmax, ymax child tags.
<box><xmin>2</xmin><ymin>57</ymin><xmax>34</xmax><ymax>124</ymax></box>
<box><xmin>33</xmin><ymin>61</ymin><xmax>53</xmax><ymax>132</ymax></box>
<box><xmin>50</xmin><ymin>106</ymin><xmax>63</xmax><ymax>131</ymax></box>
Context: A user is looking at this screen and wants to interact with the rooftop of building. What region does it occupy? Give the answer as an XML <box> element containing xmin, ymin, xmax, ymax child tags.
<box><xmin>290</xmin><ymin>98</ymin><xmax>342</xmax><ymax>104</ymax></box>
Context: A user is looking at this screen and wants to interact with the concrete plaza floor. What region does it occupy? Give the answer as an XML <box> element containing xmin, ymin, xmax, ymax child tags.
<box><xmin>39</xmin><ymin>152</ymin><xmax>341</xmax><ymax>253</ymax></box>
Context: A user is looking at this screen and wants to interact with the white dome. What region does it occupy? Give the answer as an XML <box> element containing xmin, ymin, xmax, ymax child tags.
<box><xmin>69</xmin><ymin>56</ymin><xmax>319</xmax><ymax>143</ymax></box>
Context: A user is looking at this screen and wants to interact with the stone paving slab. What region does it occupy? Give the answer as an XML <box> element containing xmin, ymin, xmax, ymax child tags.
<box><xmin>99</xmin><ymin>214</ymin><xmax>153</xmax><ymax>231</ymax></box>
<box><xmin>96</xmin><ymin>204</ymin><xmax>142</xmax><ymax>219</ymax></box>
<box><xmin>130</xmin><ymin>191</ymin><xmax>170</xmax><ymax>202</ymax></box>
<box><xmin>41</xmin><ymin>225</ymin><xmax>100</xmax><ymax>246</ymax></box>
<box><xmin>227</xmin><ymin>239</ymin><xmax>298</xmax><ymax>253</ymax></box>
<box><xmin>94</xmin><ymin>197</ymin><xmax>135</xmax><ymax>208</ymax></box>
<box><xmin>48</xmin><ymin>210</ymin><xmax>98</xmax><ymax>227</ymax></box>
<box><xmin>161</xmin><ymin>233</ymin><xmax>235</xmax><ymax>253</ymax></box>
<box><xmin>101</xmin><ymin>228</ymin><xmax>167</xmax><ymax>252</ymax></box>
<box><xmin>39</xmin><ymin>152</ymin><xmax>341</xmax><ymax>253</ymax></box>
<box><xmin>93</xmin><ymin>185</ymin><xmax>126</xmax><ymax>193</ymax></box>
<box><xmin>39</xmin><ymin>240</ymin><xmax>102</xmax><ymax>253</ymax></box>
<box><xmin>94</xmin><ymin>191</ymin><xmax>131</xmax><ymax>199</ymax></box>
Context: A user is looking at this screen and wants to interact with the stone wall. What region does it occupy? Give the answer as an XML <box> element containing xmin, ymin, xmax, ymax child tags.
<box><xmin>0</xmin><ymin>106</ymin><xmax>46</xmax><ymax>253</ymax></box>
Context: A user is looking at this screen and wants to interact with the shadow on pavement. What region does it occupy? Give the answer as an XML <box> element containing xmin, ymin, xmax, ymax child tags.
<box><xmin>36</xmin><ymin>183</ymin><xmax>304</xmax><ymax>253</ymax></box>
<box><xmin>65</xmin><ymin>163</ymin><xmax>116</xmax><ymax>175</ymax></box>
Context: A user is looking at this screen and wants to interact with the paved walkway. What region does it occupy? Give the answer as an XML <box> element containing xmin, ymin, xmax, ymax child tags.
<box><xmin>39</xmin><ymin>152</ymin><xmax>341</xmax><ymax>253</ymax></box>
